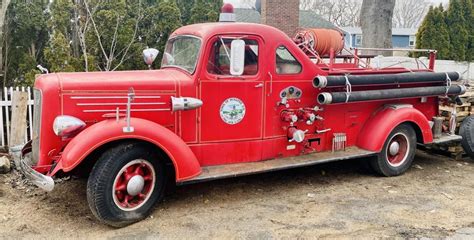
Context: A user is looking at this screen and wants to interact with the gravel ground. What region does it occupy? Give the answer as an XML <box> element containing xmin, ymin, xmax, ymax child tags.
<box><xmin>0</xmin><ymin>150</ymin><xmax>473</xmax><ymax>239</ymax></box>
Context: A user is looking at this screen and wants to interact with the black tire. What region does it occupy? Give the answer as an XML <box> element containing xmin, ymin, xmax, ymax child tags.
<box><xmin>459</xmin><ymin>116</ymin><xmax>474</xmax><ymax>160</ymax></box>
<box><xmin>87</xmin><ymin>142</ymin><xmax>167</xmax><ymax>227</ymax></box>
<box><xmin>370</xmin><ymin>123</ymin><xmax>417</xmax><ymax>176</ymax></box>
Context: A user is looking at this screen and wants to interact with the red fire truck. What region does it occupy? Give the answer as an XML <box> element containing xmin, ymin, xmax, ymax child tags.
<box><xmin>16</xmin><ymin>4</ymin><xmax>473</xmax><ymax>227</ymax></box>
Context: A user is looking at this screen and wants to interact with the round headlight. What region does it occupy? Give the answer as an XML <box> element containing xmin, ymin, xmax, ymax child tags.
<box><xmin>53</xmin><ymin>115</ymin><xmax>86</xmax><ymax>138</ymax></box>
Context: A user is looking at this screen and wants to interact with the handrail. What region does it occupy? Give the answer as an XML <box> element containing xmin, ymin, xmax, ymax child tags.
<box><xmin>351</xmin><ymin>47</ymin><xmax>437</xmax><ymax>53</ymax></box>
<box><xmin>350</xmin><ymin>47</ymin><xmax>437</xmax><ymax>70</ymax></box>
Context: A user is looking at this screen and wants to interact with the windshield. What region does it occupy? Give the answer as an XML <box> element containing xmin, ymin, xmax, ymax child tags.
<box><xmin>161</xmin><ymin>36</ymin><xmax>201</xmax><ymax>73</ymax></box>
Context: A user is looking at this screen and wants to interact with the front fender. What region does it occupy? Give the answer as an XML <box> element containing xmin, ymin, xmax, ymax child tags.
<box><xmin>59</xmin><ymin>118</ymin><xmax>201</xmax><ymax>182</ymax></box>
<box><xmin>356</xmin><ymin>106</ymin><xmax>433</xmax><ymax>152</ymax></box>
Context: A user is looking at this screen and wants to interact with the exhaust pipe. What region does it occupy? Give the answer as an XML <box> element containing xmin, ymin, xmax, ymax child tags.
<box><xmin>313</xmin><ymin>72</ymin><xmax>461</xmax><ymax>88</ymax></box>
<box><xmin>317</xmin><ymin>85</ymin><xmax>466</xmax><ymax>105</ymax></box>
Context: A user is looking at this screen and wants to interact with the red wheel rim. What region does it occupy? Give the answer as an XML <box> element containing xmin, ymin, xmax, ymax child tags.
<box><xmin>112</xmin><ymin>160</ymin><xmax>155</xmax><ymax>211</ymax></box>
<box><xmin>386</xmin><ymin>133</ymin><xmax>409</xmax><ymax>167</ymax></box>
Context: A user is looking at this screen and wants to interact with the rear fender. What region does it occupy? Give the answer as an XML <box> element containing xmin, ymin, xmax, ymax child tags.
<box><xmin>356</xmin><ymin>105</ymin><xmax>433</xmax><ymax>152</ymax></box>
<box><xmin>59</xmin><ymin>118</ymin><xmax>201</xmax><ymax>182</ymax></box>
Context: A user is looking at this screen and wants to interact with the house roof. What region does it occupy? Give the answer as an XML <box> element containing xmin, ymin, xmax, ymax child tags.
<box><xmin>234</xmin><ymin>8</ymin><xmax>337</xmax><ymax>29</ymax></box>
<box><xmin>392</xmin><ymin>28</ymin><xmax>418</xmax><ymax>36</ymax></box>
<box><xmin>234</xmin><ymin>8</ymin><xmax>261</xmax><ymax>23</ymax></box>
<box><xmin>340</xmin><ymin>27</ymin><xmax>362</xmax><ymax>35</ymax></box>
<box><xmin>340</xmin><ymin>27</ymin><xmax>417</xmax><ymax>36</ymax></box>
<box><xmin>299</xmin><ymin>10</ymin><xmax>337</xmax><ymax>29</ymax></box>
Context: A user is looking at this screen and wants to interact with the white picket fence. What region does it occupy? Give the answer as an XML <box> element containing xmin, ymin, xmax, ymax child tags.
<box><xmin>0</xmin><ymin>86</ymin><xmax>34</xmax><ymax>148</ymax></box>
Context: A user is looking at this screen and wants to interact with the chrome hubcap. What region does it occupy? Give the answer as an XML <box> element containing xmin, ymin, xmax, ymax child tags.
<box><xmin>112</xmin><ymin>159</ymin><xmax>155</xmax><ymax>211</ymax></box>
<box><xmin>127</xmin><ymin>175</ymin><xmax>145</xmax><ymax>196</ymax></box>
<box><xmin>389</xmin><ymin>141</ymin><xmax>400</xmax><ymax>156</ymax></box>
<box><xmin>386</xmin><ymin>133</ymin><xmax>410</xmax><ymax>167</ymax></box>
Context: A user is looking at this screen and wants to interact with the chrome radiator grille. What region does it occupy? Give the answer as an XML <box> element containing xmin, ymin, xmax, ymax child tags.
<box><xmin>32</xmin><ymin>89</ymin><xmax>42</xmax><ymax>164</ymax></box>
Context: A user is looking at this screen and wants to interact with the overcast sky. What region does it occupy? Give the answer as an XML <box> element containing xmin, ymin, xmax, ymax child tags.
<box><xmin>223</xmin><ymin>0</ymin><xmax>449</xmax><ymax>8</ymax></box>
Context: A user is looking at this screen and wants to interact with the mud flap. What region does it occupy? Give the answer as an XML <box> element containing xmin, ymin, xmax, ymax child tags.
<box><xmin>459</xmin><ymin>116</ymin><xmax>474</xmax><ymax>159</ymax></box>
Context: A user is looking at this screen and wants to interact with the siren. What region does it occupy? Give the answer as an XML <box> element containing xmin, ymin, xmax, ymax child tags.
<box><xmin>219</xmin><ymin>3</ymin><xmax>236</xmax><ymax>22</ymax></box>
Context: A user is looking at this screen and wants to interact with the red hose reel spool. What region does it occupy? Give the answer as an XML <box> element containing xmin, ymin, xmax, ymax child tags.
<box><xmin>294</xmin><ymin>28</ymin><xmax>345</xmax><ymax>56</ymax></box>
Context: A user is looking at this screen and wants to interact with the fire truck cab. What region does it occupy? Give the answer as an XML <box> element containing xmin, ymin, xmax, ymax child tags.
<box><xmin>17</xmin><ymin>5</ymin><xmax>471</xmax><ymax>227</ymax></box>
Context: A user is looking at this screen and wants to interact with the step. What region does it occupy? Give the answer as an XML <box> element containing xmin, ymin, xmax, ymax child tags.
<box><xmin>181</xmin><ymin>147</ymin><xmax>376</xmax><ymax>185</ymax></box>
<box><xmin>431</xmin><ymin>133</ymin><xmax>462</xmax><ymax>145</ymax></box>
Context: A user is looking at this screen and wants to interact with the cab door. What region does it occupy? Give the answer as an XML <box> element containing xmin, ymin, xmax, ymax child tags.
<box><xmin>199</xmin><ymin>36</ymin><xmax>264</xmax><ymax>143</ymax></box>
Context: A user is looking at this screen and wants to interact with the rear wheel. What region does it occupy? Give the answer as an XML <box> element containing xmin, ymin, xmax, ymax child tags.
<box><xmin>459</xmin><ymin>116</ymin><xmax>474</xmax><ymax>160</ymax></box>
<box><xmin>87</xmin><ymin>142</ymin><xmax>167</xmax><ymax>227</ymax></box>
<box><xmin>370</xmin><ymin>124</ymin><xmax>417</xmax><ymax>176</ymax></box>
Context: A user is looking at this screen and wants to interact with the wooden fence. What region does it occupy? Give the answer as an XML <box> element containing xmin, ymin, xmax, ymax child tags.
<box><xmin>0</xmin><ymin>86</ymin><xmax>34</xmax><ymax>148</ymax></box>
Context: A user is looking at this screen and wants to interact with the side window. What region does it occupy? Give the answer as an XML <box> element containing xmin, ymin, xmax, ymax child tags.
<box><xmin>207</xmin><ymin>38</ymin><xmax>259</xmax><ymax>76</ymax></box>
<box><xmin>276</xmin><ymin>46</ymin><xmax>302</xmax><ymax>74</ymax></box>
<box><xmin>355</xmin><ymin>34</ymin><xmax>362</xmax><ymax>46</ymax></box>
<box><xmin>409</xmin><ymin>35</ymin><xmax>416</xmax><ymax>47</ymax></box>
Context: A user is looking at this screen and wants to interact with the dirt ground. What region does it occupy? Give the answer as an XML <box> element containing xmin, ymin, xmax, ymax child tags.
<box><xmin>0</xmin><ymin>150</ymin><xmax>473</xmax><ymax>239</ymax></box>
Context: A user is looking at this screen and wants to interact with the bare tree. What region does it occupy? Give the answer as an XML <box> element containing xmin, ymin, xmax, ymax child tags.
<box><xmin>233</xmin><ymin>0</ymin><xmax>431</xmax><ymax>30</ymax></box>
<box><xmin>82</xmin><ymin>0</ymin><xmax>143</xmax><ymax>71</ymax></box>
<box><xmin>0</xmin><ymin>0</ymin><xmax>12</xmax><ymax>77</ymax></box>
<box><xmin>300</xmin><ymin>0</ymin><xmax>362</xmax><ymax>27</ymax></box>
<box><xmin>337</xmin><ymin>0</ymin><xmax>362</xmax><ymax>27</ymax></box>
<box><xmin>360</xmin><ymin>0</ymin><xmax>396</xmax><ymax>56</ymax></box>
<box><xmin>1</xmin><ymin>11</ymin><xmax>10</xmax><ymax>87</ymax></box>
<box><xmin>393</xmin><ymin>0</ymin><xmax>430</xmax><ymax>28</ymax></box>
<box><xmin>74</xmin><ymin>0</ymin><xmax>99</xmax><ymax>72</ymax></box>
<box><xmin>241</xmin><ymin>0</ymin><xmax>257</xmax><ymax>9</ymax></box>
<box><xmin>0</xmin><ymin>0</ymin><xmax>10</xmax><ymax>32</ymax></box>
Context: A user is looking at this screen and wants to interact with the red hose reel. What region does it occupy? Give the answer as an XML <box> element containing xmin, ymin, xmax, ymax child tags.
<box><xmin>294</xmin><ymin>28</ymin><xmax>345</xmax><ymax>56</ymax></box>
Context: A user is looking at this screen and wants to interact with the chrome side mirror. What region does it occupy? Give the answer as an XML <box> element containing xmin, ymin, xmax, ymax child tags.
<box><xmin>143</xmin><ymin>48</ymin><xmax>160</xmax><ymax>69</ymax></box>
<box><xmin>230</xmin><ymin>39</ymin><xmax>245</xmax><ymax>76</ymax></box>
<box><xmin>163</xmin><ymin>52</ymin><xmax>175</xmax><ymax>65</ymax></box>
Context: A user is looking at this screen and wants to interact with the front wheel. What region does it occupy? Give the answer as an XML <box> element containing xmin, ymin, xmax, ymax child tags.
<box><xmin>87</xmin><ymin>142</ymin><xmax>167</xmax><ymax>227</ymax></box>
<box><xmin>370</xmin><ymin>124</ymin><xmax>417</xmax><ymax>176</ymax></box>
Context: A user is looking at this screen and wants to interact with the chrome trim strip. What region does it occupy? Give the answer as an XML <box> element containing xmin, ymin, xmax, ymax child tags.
<box><xmin>77</xmin><ymin>102</ymin><xmax>167</xmax><ymax>106</ymax></box>
<box><xmin>385</xmin><ymin>104</ymin><xmax>413</xmax><ymax>110</ymax></box>
<box><xmin>84</xmin><ymin>108</ymin><xmax>171</xmax><ymax>113</ymax></box>
<box><xmin>32</xmin><ymin>89</ymin><xmax>42</xmax><ymax>165</ymax></box>
<box><xmin>71</xmin><ymin>96</ymin><xmax>161</xmax><ymax>99</ymax></box>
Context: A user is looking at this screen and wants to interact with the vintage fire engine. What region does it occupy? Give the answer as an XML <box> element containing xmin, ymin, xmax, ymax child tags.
<box><xmin>16</xmin><ymin>4</ymin><xmax>474</xmax><ymax>227</ymax></box>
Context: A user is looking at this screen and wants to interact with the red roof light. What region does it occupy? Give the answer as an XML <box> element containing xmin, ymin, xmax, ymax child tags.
<box><xmin>221</xmin><ymin>3</ymin><xmax>234</xmax><ymax>14</ymax></box>
<box><xmin>219</xmin><ymin>3</ymin><xmax>236</xmax><ymax>22</ymax></box>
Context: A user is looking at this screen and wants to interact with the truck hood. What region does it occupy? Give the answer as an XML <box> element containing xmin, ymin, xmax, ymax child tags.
<box><xmin>55</xmin><ymin>69</ymin><xmax>191</xmax><ymax>92</ymax></box>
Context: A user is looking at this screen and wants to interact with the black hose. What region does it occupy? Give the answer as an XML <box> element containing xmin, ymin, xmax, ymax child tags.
<box><xmin>314</xmin><ymin>72</ymin><xmax>461</xmax><ymax>88</ymax></box>
<box><xmin>317</xmin><ymin>85</ymin><xmax>466</xmax><ymax>105</ymax></box>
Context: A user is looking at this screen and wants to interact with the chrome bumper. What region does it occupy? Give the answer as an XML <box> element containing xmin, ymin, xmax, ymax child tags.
<box><xmin>12</xmin><ymin>144</ymin><xmax>55</xmax><ymax>192</ymax></box>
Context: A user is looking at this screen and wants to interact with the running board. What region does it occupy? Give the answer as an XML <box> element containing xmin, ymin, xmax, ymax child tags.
<box><xmin>430</xmin><ymin>133</ymin><xmax>462</xmax><ymax>145</ymax></box>
<box><xmin>180</xmin><ymin>147</ymin><xmax>376</xmax><ymax>185</ymax></box>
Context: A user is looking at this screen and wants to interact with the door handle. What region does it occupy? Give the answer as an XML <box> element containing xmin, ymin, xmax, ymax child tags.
<box><xmin>255</xmin><ymin>83</ymin><xmax>264</xmax><ymax>88</ymax></box>
<box><xmin>267</xmin><ymin>72</ymin><xmax>273</xmax><ymax>96</ymax></box>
